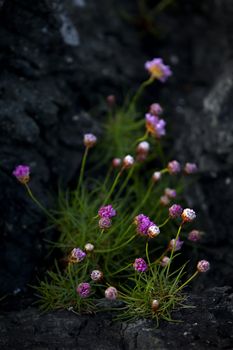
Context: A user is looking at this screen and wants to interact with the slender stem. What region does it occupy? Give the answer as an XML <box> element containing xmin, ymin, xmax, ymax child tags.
<box><xmin>134</xmin><ymin>131</ymin><xmax>149</xmax><ymax>146</ymax></box>
<box><xmin>145</xmin><ymin>240</ymin><xmax>151</xmax><ymax>268</ymax></box>
<box><xmin>95</xmin><ymin>235</ymin><xmax>136</xmax><ymax>253</ymax></box>
<box><xmin>25</xmin><ymin>184</ymin><xmax>55</xmax><ymax>222</ymax></box>
<box><xmin>103</xmin><ymin>169</ymin><xmax>123</xmax><ymax>205</ymax></box>
<box><xmin>132</xmin><ymin>180</ymin><xmax>154</xmax><ymax>217</ymax></box>
<box><xmin>111</xmin><ymin>263</ymin><xmax>132</xmax><ymax>276</ymax></box>
<box><xmin>159</xmin><ymin>217</ymin><xmax>170</xmax><ymax>228</ymax></box>
<box><xmin>77</xmin><ymin>147</ymin><xmax>89</xmax><ymax>194</ymax></box>
<box><xmin>166</xmin><ymin>224</ymin><xmax>182</xmax><ymax>278</ymax></box>
<box><xmin>116</xmin><ymin>167</ymin><xmax>134</xmax><ymax>199</ymax></box>
<box><xmin>130</xmin><ymin>76</ymin><xmax>154</xmax><ymax>109</ymax></box>
<box><xmin>154</xmin><ymin>247</ymin><xmax>169</xmax><ymax>265</ymax></box>
<box><xmin>175</xmin><ymin>270</ymin><xmax>199</xmax><ymax>293</ymax></box>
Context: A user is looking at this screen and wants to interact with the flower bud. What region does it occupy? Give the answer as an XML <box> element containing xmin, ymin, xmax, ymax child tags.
<box><xmin>133</xmin><ymin>258</ymin><xmax>148</xmax><ymax>272</ymax></box>
<box><xmin>182</xmin><ymin>208</ymin><xmax>196</xmax><ymax>223</ymax></box>
<box><xmin>160</xmin><ymin>256</ymin><xmax>170</xmax><ymax>267</ymax></box>
<box><xmin>148</xmin><ymin>225</ymin><xmax>160</xmax><ymax>238</ymax></box>
<box><xmin>188</xmin><ymin>230</ymin><xmax>202</xmax><ymax>242</ymax></box>
<box><xmin>83</xmin><ymin>133</ymin><xmax>97</xmax><ymax>148</ymax></box>
<box><xmin>169</xmin><ymin>204</ymin><xmax>183</xmax><ymax>219</ymax></box>
<box><xmin>137</xmin><ymin>141</ymin><xmax>150</xmax><ymax>154</ymax></box>
<box><xmin>99</xmin><ymin>217</ymin><xmax>112</xmax><ymax>229</ymax></box>
<box><xmin>90</xmin><ymin>270</ymin><xmax>103</xmax><ymax>282</ymax></box>
<box><xmin>160</xmin><ymin>195</ymin><xmax>170</xmax><ymax>206</ymax></box>
<box><xmin>70</xmin><ymin>248</ymin><xmax>86</xmax><ymax>263</ymax></box>
<box><xmin>151</xmin><ymin>299</ymin><xmax>159</xmax><ymax>312</ymax></box>
<box><xmin>112</xmin><ymin>158</ymin><xmax>122</xmax><ymax>168</ymax></box>
<box><xmin>168</xmin><ymin>238</ymin><xmax>184</xmax><ymax>251</ymax></box>
<box><xmin>152</xmin><ymin>171</ymin><xmax>162</xmax><ymax>183</ymax></box>
<box><xmin>123</xmin><ymin>155</ymin><xmax>134</xmax><ymax>169</ymax></box>
<box><xmin>76</xmin><ymin>282</ymin><xmax>91</xmax><ymax>298</ymax></box>
<box><xmin>106</xmin><ymin>94</ymin><xmax>116</xmax><ymax>107</ymax></box>
<box><xmin>164</xmin><ymin>188</ymin><xmax>176</xmax><ymax>199</ymax></box>
<box><xmin>84</xmin><ymin>243</ymin><xmax>94</xmax><ymax>252</ymax></box>
<box><xmin>184</xmin><ymin>162</ymin><xmax>198</xmax><ymax>175</ymax></box>
<box><xmin>197</xmin><ymin>260</ymin><xmax>210</xmax><ymax>273</ymax></box>
<box><xmin>105</xmin><ymin>286</ymin><xmax>118</xmax><ymax>300</ymax></box>
<box><xmin>149</xmin><ymin>103</ymin><xmax>163</xmax><ymax>116</ymax></box>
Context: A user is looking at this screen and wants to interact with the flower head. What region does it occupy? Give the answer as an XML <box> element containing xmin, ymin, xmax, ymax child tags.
<box><xmin>169</xmin><ymin>204</ymin><xmax>183</xmax><ymax>219</ymax></box>
<box><xmin>168</xmin><ymin>238</ymin><xmax>184</xmax><ymax>251</ymax></box>
<box><xmin>152</xmin><ymin>171</ymin><xmax>162</xmax><ymax>183</ymax></box>
<box><xmin>84</xmin><ymin>243</ymin><xmax>94</xmax><ymax>252</ymax></box>
<box><xmin>106</xmin><ymin>94</ymin><xmax>116</xmax><ymax>107</ymax></box>
<box><xmin>164</xmin><ymin>188</ymin><xmax>177</xmax><ymax>199</ymax></box>
<box><xmin>112</xmin><ymin>158</ymin><xmax>121</xmax><ymax>168</ymax></box>
<box><xmin>137</xmin><ymin>141</ymin><xmax>150</xmax><ymax>154</ymax></box>
<box><xmin>160</xmin><ymin>256</ymin><xmax>170</xmax><ymax>267</ymax></box>
<box><xmin>90</xmin><ymin>270</ymin><xmax>103</xmax><ymax>282</ymax></box>
<box><xmin>188</xmin><ymin>230</ymin><xmax>202</xmax><ymax>242</ymax></box>
<box><xmin>105</xmin><ymin>286</ymin><xmax>118</xmax><ymax>300</ymax></box>
<box><xmin>83</xmin><ymin>133</ymin><xmax>97</xmax><ymax>148</ymax></box>
<box><xmin>134</xmin><ymin>214</ymin><xmax>154</xmax><ymax>235</ymax></box>
<box><xmin>76</xmin><ymin>282</ymin><xmax>91</xmax><ymax>298</ymax></box>
<box><xmin>123</xmin><ymin>155</ymin><xmax>134</xmax><ymax>169</ymax></box>
<box><xmin>184</xmin><ymin>162</ymin><xmax>198</xmax><ymax>174</ymax></box>
<box><xmin>98</xmin><ymin>205</ymin><xmax>116</xmax><ymax>219</ymax></box>
<box><xmin>160</xmin><ymin>195</ymin><xmax>170</xmax><ymax>206</ymax></box>
<box><xmin>147</xmin><ymin>225</ymin><xmax>160</xmax><ymax>238</ymax></box>
<box><xmin>167</xmin><ymin>160</ymin><xmax>181</xmax><ymax>175</ymax></box>
<box><xmin>13</xmin><ymin>165</ymin><xmax>30</xmax><ymax>184</ymax></box>
<box><xmin>182</xmin><ymin>208</ymin><xmax>196</xmax><ymax>223</ymax></box>
<box><xmin>197</xmin><ymin>260</ymin><xmax>210</xmax><ymax>273</ymax></box>
<box><xmin>145</xmin><ymin>58</ymin><xmax>172</xmax><ymax>82</ymax></box>
<box><xmin>70</xmin><ymin>248</ymin><xmax>86</xmax><ymax>262</ymax></box>
<box><xmin>133</xmin><ymin>258</ymin><xmax>148</xmax><ymax>272</ymax></box>
<box><xmin>99</xmin><ymin>217</ymin><xmax>112</xmax><ymax>230</ymax></box>
<box><xmin>149</xmin><ymin>103</ymin><xmax>163</xmax><ymax>116</ymax></box>
<box><xmin>145</xmin><ymin>113</ymin><xmax>166</xmax><ymax>138</ymax></box>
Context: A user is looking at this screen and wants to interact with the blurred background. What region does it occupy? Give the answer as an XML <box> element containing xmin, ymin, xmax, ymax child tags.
<box><xmin>0</xmin><ymin>0</ymin><xmax>232</xmax><ymax>301</ymax></box>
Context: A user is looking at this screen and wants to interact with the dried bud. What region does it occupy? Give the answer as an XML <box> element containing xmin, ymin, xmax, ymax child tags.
<box><xmin>112</xmin><ymin>158</ymin><xmax>122</xmax><ymax>168</ymax></box>
<box><xmin>152</xmin><ymin>171</ymin><xmax>162</xmax><ymax>183</ymax></box>
<box><xmin>151</xmin><ymin>299</ymin><xmax>160</xmax><ymax>312</ymax></box>
<box><xmin>182</xmin><ymin>208</ymin><xmax>196</xmax><ymax>223</ymax></box>
<box><xmin>197</xmin><ymin>260</ymin><xmax>210</xmax><ymax>273</ymax></box>
<box><xmin>90</xmin><ymin>270</ymin><xmax>103</xmax><ymax>282</ymax></box>
<box><xmin>160</xmin><ymin>256</ymin><xmax>170</xmax><ymax>267</ymax></box>
<box><xmin>84</xmin><ymin>133</ymin><xmax>97</xmax><ymax>148</ymax></box>
<box><xmin>105</xmin><ymin>286</ymin><xmax>118</xmax><ymax>300</ymax></box>
<box><xmin>148</xmin><ymin>225</ymin><xmax>160</xmax><ymax>238</ymax></box>
<box><xmin>84</xmin><ymin>243</ymin><xmax>94</xmax><ymax>252</ymax></box>
<box><xmin>123</xmin><ymin>155</ymin><xmax>134</xmax><ymax>169</ymax></box>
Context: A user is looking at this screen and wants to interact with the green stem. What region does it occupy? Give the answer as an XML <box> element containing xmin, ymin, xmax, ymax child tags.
<box><xmin>116</xmin><ymin>167</ymin><xmax>134</xmax><ymax>199</ymax></box>
<box><xmin>130</xmin><ymin>76</ymin><xmax>154</xmax><ymax>109</ymax></box>
<box><xmin>25</xmin><ymin>184</ymin><xmax>55</xmax><ymax>222</ymax></box>
<box><xmin>77</xmin><ymin>147</ymin><xmax>89</xmax><ymax>195</ymax></box>
<box><xmin>166</xmin><ymin>224</ymin><xmax>182</xmax><ymax>278</ymax></box>
<box><xmin>145</xmin><ymin>240</ymin><xmax>151</xmax><ymax>268</ymax></box>
<box><xmin>159</xmin><ymin>217</ymin><xmax>170</xmax><ymax>228</ymax></box>
<box><xmin>112</xmin><ymin>263</ymin><xmax>132</xmax><ymax>276</ymax></box>
<box><xmin>134</xmin><ymin>131</ymin><xmax>149</xmax><ymax>146</ymax></box>
<box><xmin>175</xmin><ymin>270</ymin><xmax>199</xmax><ymax>293</ymax></box>
<box><xmin>95</xmin><ymin>235</ymin><xmax>136</xmax><ymax>253</ymax></box>
<box><xmin>103</xmin><ymin>169</ymin><xmax>123</xmax><ymax>205</ymax></box>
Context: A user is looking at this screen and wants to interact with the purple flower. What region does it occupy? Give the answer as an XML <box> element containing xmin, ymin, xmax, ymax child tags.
<box><xmin>169</xmin><ymin>204</ymin><xmax>183</xmax><ymax>219</ymax></box>
<box><xmin>149</xmin><ymin>103</ymin><xmax>163</xmax><ymax>116</ymax></box>
<box><xmin>70</xmin><ymin>248</ymin><xmax>86</xmax><ymax>262</ymax></box>
<box><xmin>99</xmin><ymin>217</ymin><xmax>112</xmax><ymax>229</ymax></box>
<box><xmin>13</xmin><ymin>165</ymin><xmax>30</xmax><ymax>184</ymax></box>
<box><xmin>76</xmin><ymin>282</ymin><xmax>91</xmax><ymax>298</ymax></box>
<box><xmin>145</xmin><ymin>113</ymin><xmax>166</xmax><ymax>138</ymax></box>
<box><xmin>184</xmin><ymin>162</ymin><xmax>198</xmax><ymax>174</ymax></box>
<box><xmin>145</xmin><ymin>58</ymin><xmax>172</xmax><ymax>82</ymax></box>
<box><xmin>169</xmin><ymin>238</ymin><xmax>184</xmax><ymax>252</ymax></box>
<box><xmin>133</xmin><ymin>258</ymin><xmax>148</xmax><ymax>272</ymax></box>
<box><xmin>105</xmin><ymin>286</ymin><xmax>118</xmax><ymax>300</ymax></box>
<box><xmin>167</xmin><ymin>160</ymin><xmax>181</xmax><ymax>175</ymax></box>
<box><xmin>164</xmin><ymin>188</ymin><xmax>177</xmax><ymax>199</ymax></box>
<box><xmin>134</xmin><ymin>214</ymin><xmax>154</xmax><ymax>235</ymax></box>
<box><xmin>197</xmin><ymin>260</ymin><xmax>210</xmax><ymax>273</ymax></box>
<box><xmin>98</xmin><ymin>205</ymin><xmax>117</xmax><ymax>219</ymax></box>
<box><xmin>188</xmin><ymin>230</ymin><xmax>202</xmax><ymax>242</ymax></box>
<box><xmin>83</xmin><ymin>133</ymin><xmax>97</xmax><ymax>148</ymax></box>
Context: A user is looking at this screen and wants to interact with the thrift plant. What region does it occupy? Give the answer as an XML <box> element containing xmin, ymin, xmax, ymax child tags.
<box><xmin>13</xmin><ymin>57</ymin><xmax>209</xmax><ymax>325</ymax></box>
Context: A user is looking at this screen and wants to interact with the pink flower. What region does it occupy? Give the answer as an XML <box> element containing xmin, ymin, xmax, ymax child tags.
<box><xmin>112</xmin><ymin>158</ymin><xmax>122</xmax><ymax>168</ymax></box>
<box><xmin>133</xmin><ymin>258</ymin><xmax>148</xmax><ymax>272</ymax></box>
<box><xmin>13</xmin><ymin>165</ymin><xmax>30</xmax><ymax>184</ymax></box>
<box><xmin>76</xmin><ymin>282</ymin><xmax>91</xmax><ymax>298</ymax></box>
<box><xmin>164</xmin><ymin>188</ymin><xmax>177</xmax><ymax>199</ymax></box>
<box><xmin>123</xmin><ymin>155</ymin><xmax>134</xmax><ymax>168</ymax></box>
<box><xmin>145</xmin><ymin>113</ymin><xmax>166</xmax><ymax>138</ymax></box>
<box><xmin>98</xmin><ymin>205</ymin><xmax>116</xmax><ymax>219</ymax></box>
<box><xmin>90</xmin><ymin>270</ymin><xmax>103</xmax><ymax>282</ymax></box>
<box><xmin>145</xmin><ymin>58</ymin><xmax>172</xmax><ymax>82</ymax></box>
<box><xmin>160</xmin><ymin>256</ymin><xmax>170</xmax><ymax>267</ymax></box>
<box><xmin>70</xmin><ymin>248</ymin><xmax>86</xmax><ymax>262</ymax></box>
<box><xmin>184</xmin><ymin>163</ymin><xmax>198</xmax><ymax>174</ymax></box>
<box><xmin>105</xmin><ymin>286</ymin><xmax>118</xmax><ymax>300</ymax></box>
<box><xmin>188</xmin><ymin>230</ymin><xmax>202</xmax><ymax>242</ymax></box>
<box><xmin>167</xmin><ymin>160</ymin><xmax>181</xmax><ymax>174</ymax></box>
<box><xmin>149</xmin><ymin>103</ymin><xmax>163</xmax><ymax>116</ymax></box>
<box><xmin>152</xmin><ymin>171</ymin><xmax>162</xmax><ymax>183</ymax></box>
<box><xmin>99</xmin><ymin>217</ymin><xmax>112</xmax><ymax>229</ymax></box>
<box><xmin>182</xmin><ymin>208</ymin><xmax>196</xmax><ymax>223</ymax></box>
<box><xmin>197</xmin><ymin>260</ymin><xmax>210</xmax><ymax>273</ymax></box>
<box><xmin>169</xmin><ymin>204</ymin><xmax>183</xmax><ymax>219</ymax></box>
<box><xmin>134</xmin><ymin>214</ymin><xmax>154</xmax><ymax>236</ymax></box>
<box><xmin>168</xmin><ymin>238</ymin><xmax>184</xmax><ymax>251</ymax></box>
<box><xmin>83</xmin><ymin>133</ymin><xmax>97</xmax><ymax>148</ymax></box>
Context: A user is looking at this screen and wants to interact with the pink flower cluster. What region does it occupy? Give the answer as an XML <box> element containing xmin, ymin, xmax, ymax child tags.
<box><xmin>133</xmin><ymin>258</ymin><xmax>148</xmax><ymax>272</ymax></box>
<box><xmin>145</xmin><ymin>58</ymin><xmax>172</xmax><ymax>82</ymax></box>
<box><xmin>134</xmin><ymin>214</ymin><xmax>154</xmax><ymax>236</ymax></box>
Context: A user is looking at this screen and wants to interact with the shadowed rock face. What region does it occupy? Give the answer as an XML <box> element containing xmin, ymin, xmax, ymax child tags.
<box><xmin>0</xmin><ymin>0</ymin><xmax>146</xmax><ymax>294</ymax></box>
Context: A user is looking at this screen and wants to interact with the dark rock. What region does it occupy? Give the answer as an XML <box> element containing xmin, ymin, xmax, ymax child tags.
<box><xmin>0</xmin><ymin>287</ymin><xmax>232</xmax><ymax>349</ymax></box>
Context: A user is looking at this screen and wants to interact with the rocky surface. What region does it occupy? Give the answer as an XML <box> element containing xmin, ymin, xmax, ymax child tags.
<box><xmin>0</xmin><ymin>287</ymin><xmax>232</xmax><ymax>350</ymax></box>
